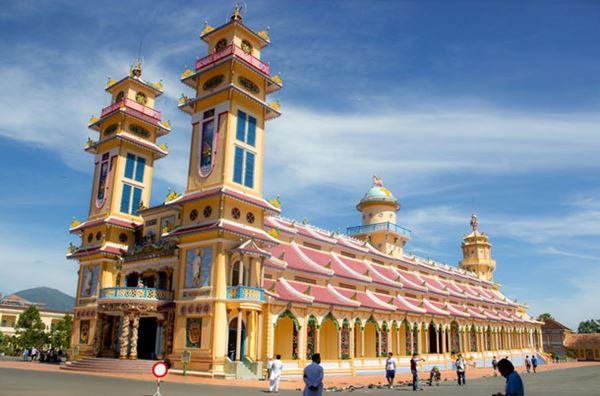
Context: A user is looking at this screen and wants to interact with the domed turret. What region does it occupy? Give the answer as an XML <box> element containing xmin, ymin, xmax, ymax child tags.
<box><xmin>459</xmin><ymin>214</ymin><xmax>496</xmax><ymax>281</ymax></box>
<box><xmin>347</xmin><ymin>176</ymin><xmax>411</xmax><ymax>258</ymax></box>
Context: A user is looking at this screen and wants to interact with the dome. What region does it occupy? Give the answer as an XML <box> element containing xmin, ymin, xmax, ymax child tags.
<box><xmin>357</xmin><ymin>182</ymin><xmax>399</xmax><ymax>211</ymax></box>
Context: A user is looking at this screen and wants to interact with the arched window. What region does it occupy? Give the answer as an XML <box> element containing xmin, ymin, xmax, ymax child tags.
<box><xmin>135</xmin><ymin>92</ymin><xmax>147</xmax><ymax>105</ymax></box>
<box><xmin>230</xmin><ymin>262</ymin><xmax>240</xmax><ymax>286</ymax></box>
<box><xmin>115</xmin><ymin>91</ymin><xmax>124</xmax><ymax>103</ymax></box>
<box><xmin>241</xmin><ymin>40</ymin><xmax>252</xmax><ymax>54</ymax></box>
<box><xmin>215</xmin><ymin>38</ymin><xmax>227</xmax><ymax>52</ymax></box>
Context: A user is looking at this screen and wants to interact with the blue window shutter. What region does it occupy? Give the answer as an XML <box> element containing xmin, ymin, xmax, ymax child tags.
<box><xmin>247</xmin><ymin>116</ymin><xmax>256</xmax><ymax>147</ymax></box>
<box><xmin>233</xmin><ymin>147</ymin><xmax>244</xmax><ymax>184</ymax></box>
<box><xmin>120</xmin><ymin>184</ymin><xmax>132</xmax><ymax>214</ymax></box>
<box><xmin>244</xmin><ymin>151</ymin><xmax>255</xmax><ymax>188</ymax></box>
<box><xmin>124</xmin><ymin>153</ymin><xmax>135</xmax><ymax>179</ymax></box>
<box><xmin>134</xmin><ymin>156</ymin><xmax>145</xmax><ymax>182</ymax></box>
<box><xmin>236</xmin><ymin>111</ymin><xmax>247</xmax><ymax>141</ymax></box>
<box><xmin>132</xmin><ymin>187</ymin><xmax>142</xmax><ymax>215</ymax></box>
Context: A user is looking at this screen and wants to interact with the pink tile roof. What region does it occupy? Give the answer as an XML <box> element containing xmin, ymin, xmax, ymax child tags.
<box><xmin>366</xmin><ymin>263</ymin><xmax>403</xmax><ymax>288</ymax></box>
<box><xmin>331</xmin><ymin>254</ymin><xmax>371</xmax><ymax>282</ymax></box>
<box><xmin>269</xmin><ymin>243</ymin><xmax>331</xmax><ymax>276</ymax></box>
<box><xmin>394</xmin><ymin>295</ymin><xmax>427</xmax><ymax>314</ymax></box>
<box><xmin>393</xmin><ymin>268</ymin><xmax>428</xmax><ymax>291</ymax></box>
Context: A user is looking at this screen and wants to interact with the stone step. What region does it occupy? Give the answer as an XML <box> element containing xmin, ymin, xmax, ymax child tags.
<box><xmin>61</xmin><ymin>357</ymin><xmax>158</xmax><ymax>373</ymax></box>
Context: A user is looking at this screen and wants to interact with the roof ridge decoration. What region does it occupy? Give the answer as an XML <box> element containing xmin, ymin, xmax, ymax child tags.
<box><xmin>280</xmin><ymin>278</ymin><xmax>314</xmax><ymax>303</ymax></box>
<box><xmin>365</xmin><ymin>290</ymin><xmax>397</xmax><ymax>310</ymax></box>
<box><xmin>327</xmin><ymin>285</ymin><xmax>360</xmax><ymax>307</ymax></box>
<box><xmin>291</xmin><ymin>242</ymin><xmax>334</xmax><ymax>275</ymax></box>
<box><xmin>365</xmin><ymin>261</ymin><xmax>403</xmax><ymax>287</ymax></box>
<box><xmin>330</xmin><ymin>253</ymin><xmax>371</xmax><ymax>282</ymax></box>
<box><xmin>396</xmin><ymin>295</ymin><xmax>427</xmax><ymax>314</ymax></box>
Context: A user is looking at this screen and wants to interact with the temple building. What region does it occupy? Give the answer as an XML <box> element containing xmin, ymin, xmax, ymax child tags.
<box><xmin>66</xmin><ymin>7</ymin><xmax>544</xmax><ymax>377</ymax></box>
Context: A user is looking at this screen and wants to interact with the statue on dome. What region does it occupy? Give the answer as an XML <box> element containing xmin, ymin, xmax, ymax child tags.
<box><xmin>373</xmin><ymin>175</ymin><xmax>384</xmax><ymax>187</ymax></box>
<box><xmin>470</xmin><ymin>213</ymin><xmax>478</xmax><ymax>232</ymax></box>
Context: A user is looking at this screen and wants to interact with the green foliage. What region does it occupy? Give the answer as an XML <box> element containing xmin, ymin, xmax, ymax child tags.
<box><xmin>50</xmin><ymin>313</ymin><xmax>73</xmax><ymax>351</ymax></box>
<box><xmin>15</xmin><ymin>305</ymin><xmax>48</xmax><ymax>349</ymax></box>
<box><xmin>577</xmin><ymin>319</ymin><xmax>600</xmax><ymax>334</ymax></box>
<box><xmin>0</xmin><ymin>331</ymin><xmax>19</xmax><ymax>356</ymax></box>
<box><xmin>537</xmin><ymin>313</ymin><xmax>553</xmax><ymax>322</ymax></box>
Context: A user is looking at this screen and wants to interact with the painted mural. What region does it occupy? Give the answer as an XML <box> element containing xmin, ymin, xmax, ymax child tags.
<box><xmin>81</xmin><ymin>265</ymin><xmax>100</xmax><ymax>297</ymax></box>
<box><xmin>185</xmin><ymin>247</ymin><xmax>213</xmax><ymax>288</ymax></box>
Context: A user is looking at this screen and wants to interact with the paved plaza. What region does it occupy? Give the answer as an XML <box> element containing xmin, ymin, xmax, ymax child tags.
<box><xmin>0</xmin><ymin>365</ymin><xmax>599</xmax><ymax>396</ymax></box>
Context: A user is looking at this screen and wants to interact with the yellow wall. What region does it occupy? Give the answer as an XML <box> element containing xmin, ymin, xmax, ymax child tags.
<box><xmin>364</xmin><ymin>322</ymin><xmax>377</xmax><ymax>358</ymax></box>
<box><xmin>274</xmin><ymin>316</ymin><xmax>294</xmax><ymax>360</ymax></box>
<box><xmin>319</xmin><ymin>319</ymin><xmax>339</xmax><ymax>360</ymax></box>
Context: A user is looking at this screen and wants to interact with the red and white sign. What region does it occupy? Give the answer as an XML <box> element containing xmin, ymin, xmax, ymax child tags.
<box><xmin>152</xmin><ymin>362</ymin><xmax>169</xmax><ymax>378</ymax></box>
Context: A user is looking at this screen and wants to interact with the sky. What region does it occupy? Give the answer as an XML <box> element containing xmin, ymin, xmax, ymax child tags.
<box><xmin>0</xmin><ymin>0</ymin><xmax>599</xmax><ymax>330</ymax></box>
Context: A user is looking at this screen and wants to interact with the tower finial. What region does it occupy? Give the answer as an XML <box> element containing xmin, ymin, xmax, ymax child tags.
<box><xmin>470</xmin><ymin>213</ymin><xmax>478</xmax><ymax>232</ymax></box>
<box><xmin>231</xmin><ymin>2</ymin><xmax>244</xmax><ymax>21</ymax></box>
<box><xmin>372</xmin><ymin>175</ymin><xmax>384</xmax><ymax>187</ymax></box>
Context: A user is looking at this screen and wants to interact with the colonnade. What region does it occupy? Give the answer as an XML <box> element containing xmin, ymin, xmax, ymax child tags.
<box><xmin>268</xmin><ymin>309</ymin><xmax>543</xmax><ymax>361</ymax></box>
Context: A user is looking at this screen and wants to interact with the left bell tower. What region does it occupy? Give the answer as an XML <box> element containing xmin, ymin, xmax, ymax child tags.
<box><xmin>67</xmin><ymin>62</ymin><xmax>170</xmax><ymax>358</ymax></box>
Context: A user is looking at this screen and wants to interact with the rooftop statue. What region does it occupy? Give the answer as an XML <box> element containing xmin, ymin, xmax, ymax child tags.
<box><xmin>373</xmin><ymin>175</ymin><xmax>384</xmax><ymax>187</ymax></box>
<box><xmin>470</xmin><ymin>213</ymin><xmax>479</xmax><ymax>232</ymax></box>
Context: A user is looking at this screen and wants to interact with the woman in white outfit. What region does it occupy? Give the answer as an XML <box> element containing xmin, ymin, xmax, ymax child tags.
<box><xmin>269</xmin><ymin>354</ymin><xmax>284</xmax><ymax>392</ymax></box>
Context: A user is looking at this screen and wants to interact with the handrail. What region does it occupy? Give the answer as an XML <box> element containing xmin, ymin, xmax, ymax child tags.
<box><xmin>227</xmin><ymin>285</ymin><xmax>265</xmax><ymax>302</ymax></box>
<box><xmin>195</xmin><ymin>44</ymin><xmax>270</xmax><ymax>76</ymax></box>
<box><xmin>100</xmin><ymin>98</ymin><xmax>161</xmax><ymax>120</ymax></box>
<box><xmin>346</xmin><ymin>222</ymin><xmax>412</xmax><ymax>238</ymax></box>
<box><xmin>99</xmin><ymin>286</ymin><xmax>173</xmax><ymax>301</ymax></box>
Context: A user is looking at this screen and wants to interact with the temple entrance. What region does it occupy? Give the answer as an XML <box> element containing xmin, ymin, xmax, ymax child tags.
<box><xmin>100</xmin><ymin>315</ymin><xmax>119</xmax><ymax>357</ymax></box>
<box><xmin>227</xmin><ymin>317</ymin><xmax>246</xmax><ymax>361</ymax></box>
<box><xmin>137</xmin><ymin>317</ymin><xmax>158</xmax><ymax>360</ymax></box>
<box><xmin>428</xmin><ymin>325</ymin><xmax>438</xmax><ymax>353</ymax></box>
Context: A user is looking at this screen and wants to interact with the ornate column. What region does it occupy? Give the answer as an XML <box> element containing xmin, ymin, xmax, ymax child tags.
<box><xmin>315</xmin><ymin>326</ymin><xmax>321</xmax><ymax>353</ymax></box>
<box><xmin>349</xmin><ymin>324</ymin><xmax>355</xmax><ymax>359</ymax></box>
<box><xmin>119</xmin><ymin>314</ymin><xmax>130</xmax><ymax>359</ymax></box>
<box><xmin>235</xmin><ymin>310</ymin><xmax>243</xmax><ymax>361</ymax></box>
<box><xmin>129</xmin><ymin>314</ymin><xmax>139</xmax><ymax>359</ymax></box>
<box><xmin>417</xmin><ymin>325</ymin><xmax>423</xmax><ymax>355</ymax></box>
<box><xmin>338</xmin><ymin>324</ymin><xmax>342</xmax><ymax>359</ymax></box>
<box><xmin>297</xmin><ymin>316</ymin><xmax>306</xmax><ymax>361</ymax></box>
<box><xmin>441</xmin><ymin>326</ymin><xmax>447</xmax><ymax>354</ymax></box>
<box><xmin>377</xmin><ymin>327</ymin><xmax>382</xmax><ymax>357</ymax></box>
<box><xmin>361</xmin><ymin>325</ymin><xmax>365</xmax><ymax>357</ymax></box>
<box><xmin>435</xmin><ymin>326</ymin><xmax>440</xmax><ymax>355</ymax></box>
<box><xmin>424</xmin><ymin>325</ymin><xmax>429</xmax><ymax>355</ymax></box>
<box><xmin>458</xmin><ymin>327</ymin><xmax>463</xmax><ymax>352</ymax></box>
<box><xmin>396</xmin><ymin>324</ymin><xmax>401</xmax><ymax>355</ymax></box>
<box><xmin>257</xmin><ymin>311</ymin><xmax>263</xmax><ymax>360</ymax></box>
<box><xmin>92</xmin><ymin>314</ymin><xmax>104</xmax><ymax>356</ymax></box>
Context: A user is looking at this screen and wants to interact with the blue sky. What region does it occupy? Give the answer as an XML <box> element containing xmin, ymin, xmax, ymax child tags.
<box><xmin>1</xmin><ymin>1</ymin><xmax>599</xmax><ymax>329</ymax></box>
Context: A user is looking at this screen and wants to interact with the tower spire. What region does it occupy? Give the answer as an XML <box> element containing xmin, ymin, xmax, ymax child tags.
<box><xmin>459</xmin><ymin>214</ymin><xmax>496</xmax><ymax>281</ymax></box>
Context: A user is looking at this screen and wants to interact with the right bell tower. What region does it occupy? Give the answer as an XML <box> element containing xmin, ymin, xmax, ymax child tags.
<box><xmin>459</xmin><ymin>214</ymin><xmax>496</xmax><ymax>281</ymax></box>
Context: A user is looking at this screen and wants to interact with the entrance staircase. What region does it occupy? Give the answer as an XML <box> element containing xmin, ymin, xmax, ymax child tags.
<box><xmin>224</xmin><ymin>357</ymin><xmax>263</xmax><ymax>379</ymax></box>
<box><xmin>61</xmin><ymin>357</ymin><xmax>158</xmax><ymax>374</ymax></box>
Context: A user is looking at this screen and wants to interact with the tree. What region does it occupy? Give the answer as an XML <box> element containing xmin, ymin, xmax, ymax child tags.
<box><xmin>50</xmin><ymin>313</ymin><xmax>73</xmax><ymax>351</ymax></box>
<box><xmin>537</xmin><ymin>313</ymin><xmax>554</xmax><ymax>322</ymax></box>
<box><xmin>15</xmin><ymin>305</ymin><xmax>48</xmax><ymax>349</ymax></box>
<box><xmin>577</xmin><ymin>319</ymin><xmax>600</xmax><ymax>334</ymax></box>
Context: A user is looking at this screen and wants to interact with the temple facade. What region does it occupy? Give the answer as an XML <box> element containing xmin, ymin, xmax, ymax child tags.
<box><xmin>67</xmin><ymin>7</ymin><xmax>544</xmax><ymax>377</ymax></box>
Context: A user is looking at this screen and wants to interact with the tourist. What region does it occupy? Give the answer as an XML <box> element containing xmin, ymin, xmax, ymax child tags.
<box><xmin>31</xmin><ymin>347</ymin><xmax>38</xmax><ymax>361</ymax></box>
<box><xmin>492</xmin><ymin>356</ymin><xmax>499</xmax><ymax>377</ymax></box>
<box><xmin>266</xmin><ymin>357</ymin><xmax>273</xmax><ymax>381</ymax></box>
<box><xmin>22</xmin><ymin>348</ymin><xmax>29</xmax><ymax>362</ymax></box>
<box><xmin>384</xmin><ymin>352</ymin><xmax>397</xmax><ymax>388</ymax></box>
<box><xmin>493</xmin><ymin>358</ymin><xmax>524</xmax><ymax>396</ymax></box>
<box><xmin>410</xmin><ymin>353</ymin><xmax>425</xmax><ymax>391</ymax></box>
<box><xmin>455</xmin><ymin>354</ymin><xmax>466</xmax><ymax>386</ymax></box>
<box><xmin>269</xmin><ymin>354</ymin><xmax>284</xmax><ymax>393</ymax></box>
<box><xmin>531</xmin><ymin>355</ymin><xmax>537</xmax><ymax>373</ymax></box>
<box><xmin>524</xmin><ymin>355</ymin><xmax>531</xmax><ymax>373</ymax></box>
<box><xmin>303</xmin><ymin>353</ymin><xmax>324</xmax><ymax>396</ymax></box>
<box><xmin>428</xmin><ymin>366</ymin><xmax>441</xmax><ymax>386</ymax></box>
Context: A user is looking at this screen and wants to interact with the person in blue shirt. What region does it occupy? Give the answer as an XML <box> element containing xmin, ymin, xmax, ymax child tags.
<box><xmin>493</xmin><ymin>358</ymin><xmax>524</xmax><ymax>396</ymax></box>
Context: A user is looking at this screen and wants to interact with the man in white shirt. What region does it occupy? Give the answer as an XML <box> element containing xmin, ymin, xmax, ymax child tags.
<box><xmin>303</xmin><ymin>353</ymin><xmax>324</xmax><ymax>396</ymax></box>
<box><xmin>269</xmin><ymin>354</ymin><xmax>284</xmax><ymax>393</ymax></box>
<box><xmin>385</xmin><ymin>352</ymin><xmax>397</xmax><ymax>388</ymax></box>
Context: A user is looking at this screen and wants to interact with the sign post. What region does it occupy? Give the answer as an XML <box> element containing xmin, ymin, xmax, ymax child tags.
<box><xmin>151</xmin><ymin>361</ymin><xmax>169</xmax><ymax>396</ymax></box>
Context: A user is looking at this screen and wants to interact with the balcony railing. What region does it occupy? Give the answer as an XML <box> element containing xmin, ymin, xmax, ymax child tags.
<box><xmin>100</xmin><ymin>98</ymin><xmax>161</xmax><ymax>121</ymax></box>
<box><xmin>346</xmin><ymin>222</ymin><xmax>412</xmax><ymax>238</ymax></box>
<box><xmin>99</xmin><ymin>287</ymin><xmax>173</xmax><ymax>302</ymax></box>
<box><xmin>227</xmin><ymin>285</ymin><xmax>265</xmax><ymax>302</ymax></box>
<box><xmin>195</xmin><ymin>44</ymin><xmax>270</xmax><ymax>76</ymax></box>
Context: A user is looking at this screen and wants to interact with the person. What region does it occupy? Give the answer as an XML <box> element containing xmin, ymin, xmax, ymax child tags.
<box><xmin>456</xmin><ymin>354</ymin><xmax>466</xmax><ymax>386</ymax></box>
<box><xmin>493</xmin><ymin>358</ymin><xmax>524</xmax><ymax>396</ymax></box>
<box><xmin>531</xmin><ymin>355</ymin><xmax>537</xmax><ymax>373</ymax></box>
<box><xmin>428</xmin><ymin>366</ymin><xmax>441</xmax><ymax>386</ymax></box>
<box><xmin>31</xmin><ymin>347</ymin><xmax>38</xmax><ymax>361</ymax></box>
<box><xmin>410</xmin><ymin>353</ymin><xmax>425</xmax><ymax>391</ymax></box>
<box><xmin>266</xmin><ymin>357</ymin><xmax>273</xmax><ymax>381</ymax></box>
<box><xmin>492</xmin><ymin>356</ymin><xmax>499</xmax><ymax>377</ymax></box>
<box><xmin>524</xmin><ymin>355</ymin><xmax>531</xmax><ymax>373</ymax></box>
<box><xmin>22</xmin><ymin>348</ymin><xmax>29</xmax><ymax>362</ymax></box>
<box><xmin>303</xmin><ymin>353</ymin><xmax>324</xmax><ymax>396</ymax></box>
<box><xmin>269</xmin><ymin>354</ymin><xmax>284</xmax><ymax>392</ymax></box>
<box><xmin>384</xmin><ymin>352</ymin><xmax>397</xmax><ymax>388</ymax></box>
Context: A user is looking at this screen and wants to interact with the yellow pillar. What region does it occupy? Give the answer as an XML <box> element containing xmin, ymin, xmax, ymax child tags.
<box><xmin>235</xmin><ymin>310</ymin><xmax>242</xmax><ymax>361</ymax></box>
<box><xmin>211</xmin><ymin>248</ymin><xmax>228</xmax><ymax>363</ymax></box>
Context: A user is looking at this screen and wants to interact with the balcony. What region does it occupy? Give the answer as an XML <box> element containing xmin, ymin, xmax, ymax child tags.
<box><xmin>195</xmin><ymin>44</ymin><xmax>270</xmax><ymax>76</ymax></box>
<box><xmin>346</xmin><ymin>222</ymin><xmax>412</xmax><ymax>238</ymax></box>
<box><xmin>100</xmin><ymin>97</ymin><xmax>161</xmax><ymax>121</ymax></box>
<box><xmin>227</xmin><ymin>285</ymin><xmax>265</xmax><ymax>302</ymax></box>
<box><xmin>99</xmin><ymin>287</ymin><xmax>173</xmax><ymax>302</ymax></box>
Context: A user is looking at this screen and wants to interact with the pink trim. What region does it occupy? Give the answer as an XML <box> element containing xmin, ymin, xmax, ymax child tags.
<box><xmin>195</xmin><ymin>44</ymin><xmax>270</xmax><ymax>76</ymax></box>
<box><xmin>101</xmin><ymin>98</ymin><xmax>161</xmax><ymax>120</ymax></box>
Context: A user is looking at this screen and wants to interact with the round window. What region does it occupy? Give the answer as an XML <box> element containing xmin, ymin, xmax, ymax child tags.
<box><xmin>241</xmin><ymin>40</ymin><xmax>252</xmax><ymax>54</ymax></box>
<box><xmin>246</xmin><ymin>212</ymin><xmax>255</xmax><ymax>224</ymax></box>
<box><xmin>190</xmin><ymin>209</ymin><xmax>198</xmax><ymax>221</ymax></box>
<box><xmin>119</xmin><ymin>233</ymin><xmax>128</xmax><ymax>243</ymax></box>
<box><xmin>87</xmin><ymin>233</ymin><xmax>93</xmax><ymax>243</ymax></box>
<box><xmin>215</xmin><ymin>38</ymin><xmax>227</xmax><ymax>52</ymax></box>
<box><xmin>231</xmin><ymin>207</ymin><xmax>241</xmax><ymax>219</ymax></box>
<box><xmin>95</xmin><ymin>231</ymin><xmax>102</xmax><ymax>241</ymax></box>
<box><xmin>135</xmin><ymin>92</ymin><xmax>147</xmax><ymax>105</ymax></box>
<box><xmin>203</xmin><ymin>206</ymin><xmax>212</xmax><ymax>218</ymax></box>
